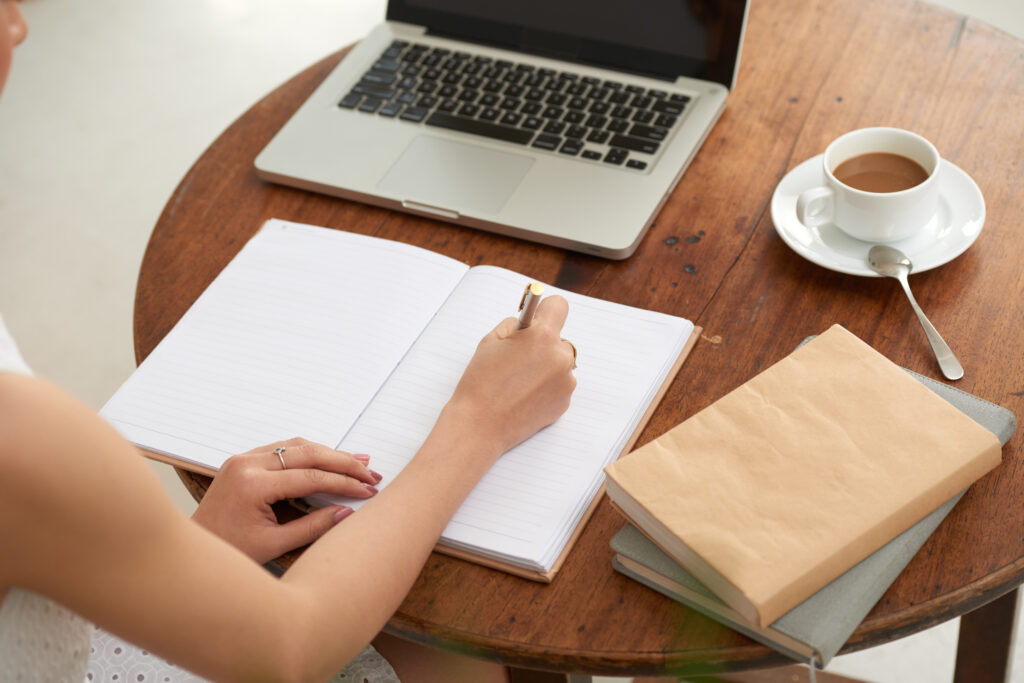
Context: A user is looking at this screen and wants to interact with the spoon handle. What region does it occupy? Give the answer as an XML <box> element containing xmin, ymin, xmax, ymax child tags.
<box><xmin>897</xmin><ymin>275</ymin><xmax>964</xmax><ymax>380</ymax></box>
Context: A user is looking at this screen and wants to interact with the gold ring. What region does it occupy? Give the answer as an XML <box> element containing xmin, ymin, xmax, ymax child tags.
<box><xmin>561</xmin><ymin>338</ymin><xmax>578</xmax><ymax>369</ymax></box>
<box><xmin>274</xmin><ymin>446</ymin><xmax>287</xmax><ymax>470</ymax></box>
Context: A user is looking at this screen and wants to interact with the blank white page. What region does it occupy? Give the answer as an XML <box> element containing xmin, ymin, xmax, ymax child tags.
<box><xmin>101</xmin><ymin>219</ymin><xmax>468</xmax><ymax>470</ymax></box>
<box><xmin>339</xmin><ymin>265</ymin><xmax>693</xmax><ymax>570</ymax></box>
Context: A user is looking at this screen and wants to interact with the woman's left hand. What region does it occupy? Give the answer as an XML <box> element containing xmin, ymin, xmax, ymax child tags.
<box><xmin>191</xmin><ymin>438</ymin><xmax>382</xmax><ymax>564</ymax></box>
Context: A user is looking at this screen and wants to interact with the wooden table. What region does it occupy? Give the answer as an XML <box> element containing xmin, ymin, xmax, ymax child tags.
<box><xmin>135</xmin><ymin>0</ymin><xmax>1024</xmax><ymax>679</ymax></box>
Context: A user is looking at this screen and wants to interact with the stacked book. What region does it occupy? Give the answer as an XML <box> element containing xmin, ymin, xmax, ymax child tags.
<box><xmin>604</xmin><ymin>325</ymin><xmax>1015</xmax><ymax>668</ymax></box>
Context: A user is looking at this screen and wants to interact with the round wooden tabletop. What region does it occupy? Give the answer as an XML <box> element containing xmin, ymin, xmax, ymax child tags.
<box><xmin>137</xmin><ymin>0</ymin><xmax>1024</xmax><ymax>676</ymax></box>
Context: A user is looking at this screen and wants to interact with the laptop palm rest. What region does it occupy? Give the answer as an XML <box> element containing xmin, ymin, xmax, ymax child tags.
<box><xmin>377</xmin><ymin>135</ymin><xmax>534</xmax><ymax>216</ymax></box>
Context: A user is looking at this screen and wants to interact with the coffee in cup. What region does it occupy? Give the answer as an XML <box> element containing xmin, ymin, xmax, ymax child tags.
<box><xmin>796</xmin><ymin>128</ymin><xmax>941</xmax><ymax>242</ymax></box>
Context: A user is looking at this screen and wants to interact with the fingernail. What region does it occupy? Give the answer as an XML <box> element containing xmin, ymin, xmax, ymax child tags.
<box><xmin>362</xmin><ymin>483</ymin><xmax>378</xmax><ymax>495</ymax></box>
<box><xmin>333</xmin><ymin>506</ymin><xmax>353</xmax><ymax>523</ymax></box>
<box><xmin>369</xmin><ymin>469</ymin><xmax>383</xmax><ymax>483</ymax></box>
<box><xmin>353</xmin><ymin>453</ymin><xmax>371</xmax><ymax>463</ymax></box>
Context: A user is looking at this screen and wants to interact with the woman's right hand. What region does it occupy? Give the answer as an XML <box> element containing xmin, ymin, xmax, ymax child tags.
<box><xmin>446</xmin><ymin>295</ymin><xmax>577</xmax><ymax>456</ymax></box>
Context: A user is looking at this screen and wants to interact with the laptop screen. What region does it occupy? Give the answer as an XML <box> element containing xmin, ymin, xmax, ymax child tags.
<box><xmin>388</xmin><ymin>0</ymin><xmax>747</xmax><ymax>87</ymax></box>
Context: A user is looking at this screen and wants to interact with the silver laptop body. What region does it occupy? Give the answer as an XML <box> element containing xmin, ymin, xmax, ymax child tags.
<box><xmin>256</xmin><ymin>1</ymin><xmax>749</xmax><ymax>259</ymax></box>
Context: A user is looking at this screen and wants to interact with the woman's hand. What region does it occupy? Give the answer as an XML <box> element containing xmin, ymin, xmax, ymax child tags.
<box><xmin>446</xmin><ymin>295</ymin><xmax>577</xmax><ymax>456</ymax></box>
<box><xmin>191</xmin><ymin>438</ymin><xmax>381</xmax><ymax>564</ymax></box>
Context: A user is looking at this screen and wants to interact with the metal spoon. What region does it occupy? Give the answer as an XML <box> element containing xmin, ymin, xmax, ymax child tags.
<box><xmin>867</xmin><ymin>245</ymin><xmax>963</xmax><ymax>380</ymax></box>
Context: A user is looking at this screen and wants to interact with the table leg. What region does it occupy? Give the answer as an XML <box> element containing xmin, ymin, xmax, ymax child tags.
<box><xmin>953</xmin><ymin>588</ymin><xmax>1019</xmax><ymax>683</ymax></box>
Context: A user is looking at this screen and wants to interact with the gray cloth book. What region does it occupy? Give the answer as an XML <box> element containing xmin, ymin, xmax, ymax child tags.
<box><xmin>610</xmin><ymin>367</ymin><xmax>1016</xmax><ymax>668</ymax></box>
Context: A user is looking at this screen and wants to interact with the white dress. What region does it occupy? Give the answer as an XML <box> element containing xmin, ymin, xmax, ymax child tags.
<box><xmin>0</xmin><ymin>315</ymin><xmax>399</xmax><ymax>682</ymax></box>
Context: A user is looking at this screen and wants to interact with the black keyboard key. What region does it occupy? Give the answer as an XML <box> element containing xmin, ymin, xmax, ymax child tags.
<box><xmin>632</xmin><ymin>95</ymin><xmax>654</xmax><ymax>109</ymax></box>
<box><xmin>480</xmin><ymin>107</ymin><xmax>500</xmax><ymax>122</ymax></box>
<box><xmin>542</xmin><ymin>106</ymin><xmax>564</xmax><ymax>119</ymax></box>
<box><xmin>629</xmin><ymin>123</ymin><xmax>670</xmax><ymax>141</ymax></box>
<box><xmin>546</xmin><ymin>93</ymin><xmax>567</xmax><ymax>106</ymax></box>
<box><xmin>625</xmin><ymin>85</ymin><xmax>645</xmax><ymax>94</ymax></box>
<box><xmin>457</xmin><ymin>103</ymin><xmax>480</xmax><ymax>117</ymax></box>
<box><xmin>425</xmin><ymin>111</ymin><xmax>534</xmax><ymax>144</ymax></box>
<box><xmin>379</xmin><ymin>102</ymin><xmax>402</xmax><ymax>117</ymax></box>
<box><xmin>648</xmin><ymin>89</ymin><xmax>668</xmax><ymax>99</ymax></box>
<box><xmin>565</xmin><ymin>82</ymin><xmax>588</xmax><ymax>96</ymax></box>
<box><xmin>359</xmin><ymin>97</ymin><xmax>383</xmax><ymax>113</ymax></box>
<box><xmin>362</xmin><ymin>70</ymin><xmax>393</xmax><ymax>86</ymax></box>
<box><xmin>338</xmin><ymin>93</ymin><xmax>362</xmax><ymax>109</ymax></box>
<box><xmin>396</xmin><ymin>91</ymin><xmax>417</xmax><ymax>104</ymax></box>
<box><xmin>626</xmin><ymin>159</ymin><xmax>648</xmax><ymax>170</ymax></box>
<box><xmin>566</xmin><ymin>124</ymin><xmax>588</xmax><ymax>139</ymax></box>
<box><xmin>532</xmin><ymin>134</ymin><xmax>562</xmax><ymax>151</ymax></box>
<box><xmin>353</xmin><ymin>82</ymin><xmax>397</xmax><ymax>99</ymax></box>
<box><xmin>568</xmin><ymin>97</ymin><xmax>587</xmax><ymax>110</ymax></box>
<box><xmin>417</xmin><ymin>81</ymin><xmax>437</xmax><ymax>94</ymax></box>
<box><xmin>608</xmin><ymin>91</ymin><xmax>631</xmax><ymax>104</ymax></box>
<box><xmin>609</xmin><ymin>133</ymin><xmax>660</xmax><ymax>154</ymax></box>
<box><xmin>438</xmin><ymin>99</ymin><xmax>459</xmax><ymax>112</ymax></box>
<box><xmin>479</xmin><ymin>93</ymin><xmax>500</xmax><ymax>107</ymax></box>
<box><xmin>588</xmin><ymin>87</ymin><xmax>610</xmax><ymax>101</ymax></box>
<box><xmin>521</xmin><ymin>116</ymin><xmax>543</xmax><ymax>130</ymax></box>
<box><xmin>457</xmin><ymin>89</ymin><xmax>479</xmax><ymax>102</ymax></box>
<box><xmin>604</xmin><ymin>148</ymin><xmax>628</xmax><ymax>165</ymax></box>
<box><xmin>398</xmin><ymin>76</ymin><xmax>418</xmax><ymax>90</ymax></box>
<box><xmin>400</xmin><ymin>106</ymin><xmax>429</xmax><ymax>122</ymax></box>
<box><xmin>581</xmin><ymin>150</ymin><xmax>602</xmax><ymax>160</ymax></box>
<box><xmin>587</xmin><ymin>129</ymin><xmax>610</xmax><ymax>144</ymax></box>
<box><xmin>422</xmin><ymin>67</ymin><xmax>442</xmax><ymax>80</ymax></box>
<box><xmin>372</xmin><ymin>59</ymin><xmax>402</xmax><ymax>73</ymax></box>
<box><xmin>543</xmin><ymin>120</ymin><xmax>566</xmax><ymax>135</ymax></box>
<box><xmin>522</xmin><ymin>102</ymin><xmax>543</xmax><ymax>116</ymax></box>
<box><xmin>655</xmin><ymin>113</ymin><xmax>678</xmax><ymax>128</ymax></box>
<box><xmin>417</xmin><ymin>95</ymin><xmax>438</xmax><ymax>108</ymax></box>
<box><xmin>633</xmin><ymin>110</ymin><xmax>655</xmax><ymax>124</ymax></box>
<box><xmin>483</xmin><ymin>79</ymin><xmax>504</xmax><ymax>93</ymax></box>
<box><xmin>505</xmin><ymin>85</ymin><xmax>525</xmax><ymax>97</ymax></box>
<box><xmin>589</xmin><ymin>101</ymin><xmax>610</xmax><ymax>115</ymax></box>
<box><xmin>442</xmin><ymin>72</ymin><xmax>462</xmax><ymax>85</ymax></box>
<box><xmin>669</xmin><ymin>93</ymin><xmax>692</xmax><ymax>103</ymax></box>
<box><xmin>611</xmin><ymin>105</ymin><xmax>632</xmax><ymax>119</ymax></box>
<box><xmin>607</xmin><ymin>118</ymin><xmax>630</xmax><ymax>133</ymax></box>
<box><xmin>564</xmin><ymin>110</ymin><xmax>586</xmax><ymax>124</ymax></box>
<box><xmin>438</xmin><ymin>84</ymin><xmax>458</xmax><ymax>98</ymax></box>
<box><xmin>464</xmin><ymin>76</ymin><xmax>483</xmax><ymax>89</ymax></box>
<box><xmin>559</xmin><ymin>139</ymin><xmax>583</xmax><ymax>156</ymax></box>
<box><xmin>525</xmin><ymin>88</ymin><xmax>545</xmax><ymax>101</ymax></box>
<box><xmin>652</xmin><ymin>100</ymin><xmax>685</xmax><ymax>115</ymax></box>
<box><xmin>500</xmin><ymin>112</ymin><xmax>522</xmax><ymax>126</ymax></box>
<box><xmin>585</xmin><ymin>114</ymin><xmax>608</xmax><ymax>129</ymax></box>
<box><xmin>603</xmin><ymin>80</ymin><xmax>623</xmax><ymax>89</ymax></box>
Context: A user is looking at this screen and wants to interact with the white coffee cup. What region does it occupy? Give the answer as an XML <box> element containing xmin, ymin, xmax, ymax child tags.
<box><xmin>796</xmin><ymin>127</ymin><xmax>941</xmax><ymax>242</ymax></box>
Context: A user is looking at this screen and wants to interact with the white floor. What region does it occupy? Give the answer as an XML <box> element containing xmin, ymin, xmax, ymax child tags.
<box><xmin>1</xmin><ymin>1</ymin><xmax>1021</xmax><ymax>681</ymax></box>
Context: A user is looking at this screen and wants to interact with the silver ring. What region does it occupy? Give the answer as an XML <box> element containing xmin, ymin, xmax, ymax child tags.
<box><xmin>274</xmin><ymin>446</ymin><xmax>287</xmax><ymax>470</ymax></box>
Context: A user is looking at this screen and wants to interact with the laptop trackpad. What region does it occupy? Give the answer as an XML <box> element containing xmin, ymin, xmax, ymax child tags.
<box><xmin>377</xmin><ymin>135</ymin><xmax>534</xmax><ymax>215</ymax></box>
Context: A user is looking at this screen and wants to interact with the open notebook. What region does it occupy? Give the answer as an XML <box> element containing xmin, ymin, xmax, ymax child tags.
<box><xmin>101</xmin><ymin>219</ymin><xmax>698</xmax><ymax>581</ymax></box>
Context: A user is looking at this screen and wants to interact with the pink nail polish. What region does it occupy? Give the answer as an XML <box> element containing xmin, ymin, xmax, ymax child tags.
<box><xmin>369</xmin><ymin>469</ymin><xmax>383</xmax><ymax>483</ymax></box>
<box><xmin>353</xmin><ymin>453</ymin><xmax>371</xmax><ymax>463</ymax></box>
<box><xmin>363</xmin><ymin>483</ymin><xmax>378</xmax><ymax>495</ymax></box>
<box><xmin>333</xmin><ymin>506</ymin><xmax>353</xmax><ymax>523</ymax></box>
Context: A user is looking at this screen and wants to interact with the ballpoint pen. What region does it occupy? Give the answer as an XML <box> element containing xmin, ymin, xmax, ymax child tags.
<box><xmin>517</xmin><ymin>282</ymin><xmax>544</xmax><ymax>329</ymax></box>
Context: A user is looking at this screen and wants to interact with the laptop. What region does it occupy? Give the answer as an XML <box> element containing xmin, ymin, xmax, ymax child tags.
<box><xmin>255</xmin><ymin>0</ymin><xmax>749</xmax><ymax>259</ymax></box>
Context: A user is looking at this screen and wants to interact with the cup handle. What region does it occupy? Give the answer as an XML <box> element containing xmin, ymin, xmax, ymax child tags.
<box><xmin>796</xmin><ymin>186</ymin><xmax>834</xmax><ymax>228</ymax></box>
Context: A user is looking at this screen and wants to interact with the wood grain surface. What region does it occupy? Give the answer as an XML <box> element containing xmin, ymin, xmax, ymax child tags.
<box><xmin>147</xmin><ymin>0</ymin><xmax>1024</xmax><ymax>676</ymax></box>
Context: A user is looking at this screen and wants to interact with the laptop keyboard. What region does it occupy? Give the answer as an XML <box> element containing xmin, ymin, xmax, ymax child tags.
<box><xmin>338</xmin><ymin>41</ymin><xmax>690</xmax><ymax>171</ymax></box>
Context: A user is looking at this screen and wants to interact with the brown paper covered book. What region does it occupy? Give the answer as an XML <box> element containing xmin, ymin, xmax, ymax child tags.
<box><xmin>604</xmin><ymin>324</ymin><xmax>1001</xmax><ymax>627</ymax></box>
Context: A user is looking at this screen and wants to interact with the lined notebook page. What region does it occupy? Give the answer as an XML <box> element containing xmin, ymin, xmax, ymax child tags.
<box><xmin>101</xmin><ymin>220</ymin><xmax>468</xmax><ymax>470</ymax></box>
<box><xmin>339</xmin><ymin>265</ymin><xmax>693</xmax><ymax>570</ymax></box>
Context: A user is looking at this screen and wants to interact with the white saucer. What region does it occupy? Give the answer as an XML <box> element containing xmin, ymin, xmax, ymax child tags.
<box><xmin>770</xmin><ymin>155</ymin><xmax>985</xmax><ymax>277</ymax></box>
